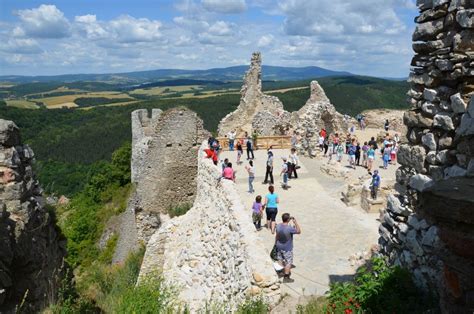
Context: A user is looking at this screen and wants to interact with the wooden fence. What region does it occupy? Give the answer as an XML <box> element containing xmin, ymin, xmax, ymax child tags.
<box><xmin>216</xmin><ymin>136</ymin><xmax>292</xmax><ymax>151</ymax></box>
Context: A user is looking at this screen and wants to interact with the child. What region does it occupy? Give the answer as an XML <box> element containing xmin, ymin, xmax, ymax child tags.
<box><xmin>390</xmin><ymin>144</ymin><xmax>397</xmax><ymax>164</ymax></box>
<box><xmin>252</xmin><ymin>195</ymin><xmax>264</xmax><ymax>230</ymax></box>
<box><xmin>371</xmin><ymin>170</ymin><xmax>381</xmax><ymax>200</ymax></box>
<box><xmin>236</xmin><ymin>141</ymin><xmax>243</xmax><ymax>165</ymax></box>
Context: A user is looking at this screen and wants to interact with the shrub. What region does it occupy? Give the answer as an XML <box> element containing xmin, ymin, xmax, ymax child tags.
<box><xmin>168</xmin><ymin>203</ymin><xmax>192</xmax><ymax>218</ymax></box>
<box><xmin>236</xmin><ymin>296</ymin><xmax>269</xmax><ymax>314</ymax></box>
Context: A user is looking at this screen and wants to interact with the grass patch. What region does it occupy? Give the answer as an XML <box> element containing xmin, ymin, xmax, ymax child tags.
<box><xmin>6</xmin><ymin>99</ymin><xmax>39</xmax><ymax>109</ymax></box>
<box><xmin>168</xmin><ymin>203</ymin><xmax>192</xmax><ymax>218</ymax></box>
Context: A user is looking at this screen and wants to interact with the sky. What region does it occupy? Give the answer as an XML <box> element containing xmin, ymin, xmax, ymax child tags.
<box><xmin>0</xmin><ymin>0</ymin><xmax>418</xmax><ymax>77</ymax></box>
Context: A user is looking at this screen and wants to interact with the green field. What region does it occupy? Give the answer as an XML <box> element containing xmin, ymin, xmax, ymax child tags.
<box><xmin>6</xmin><ymin>99</ymin><xmax>39</xmax><ymax>109</ymax></box>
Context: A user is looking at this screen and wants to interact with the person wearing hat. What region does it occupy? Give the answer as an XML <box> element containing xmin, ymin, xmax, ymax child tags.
<box><xmin>371</xmin><ymin>170</ymin><xmax>381</xmax><ymax>200</ymax></box>
<box><xmin>281</xmin><ymin>157</ymin><xmax>289</xmax><ymax>189</ymax></box>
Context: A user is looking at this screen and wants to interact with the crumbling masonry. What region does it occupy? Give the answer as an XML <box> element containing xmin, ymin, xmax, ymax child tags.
<box><xmin>378</xmin><ymin>1</ymin><xmax>474</xmax><ymax>312</ymax></box>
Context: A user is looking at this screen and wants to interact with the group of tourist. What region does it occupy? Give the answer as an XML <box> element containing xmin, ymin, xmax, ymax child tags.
<box><xmin>204</xmin><ymin>135</ymin><xmax>301</xmax><ymax>283</ymax></box>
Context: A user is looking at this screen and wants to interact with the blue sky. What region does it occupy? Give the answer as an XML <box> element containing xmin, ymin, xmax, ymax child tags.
<box><xmin>0</xmin><ymin>0</ymin><xmax>418</xmax><ymax>77</ymax></box>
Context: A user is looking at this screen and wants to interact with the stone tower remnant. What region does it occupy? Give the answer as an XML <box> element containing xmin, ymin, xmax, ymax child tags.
<box><xmin>378</xmin><ymin>0</ymin><xmax>474</xmax><ymax>312</ymax></box>
<box><xmin>294</xmin><ymin>81</ymin><xmax>354</xmax><ymax>156</ymax></box>
<box><xmin>0</xmin><ymin>119</ymin><xmax>66</xmax><ymax>312</ymax></box>
<box><xmin>218</xmin><ymin>52</ymin><xmax>288</xmax><ymax>136</ymax></box>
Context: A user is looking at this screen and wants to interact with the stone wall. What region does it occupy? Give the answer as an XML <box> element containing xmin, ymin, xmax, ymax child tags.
<box><xmin>378</xmin><ymin>1</ymin><xmax>474</xmax><ymax>312</ymax></box>
<box><xmin>294</xmin><ymin>81</ymin><xmax>355</xmax><ymax>156</ymax></box>
<box><xmin>0</xmin><ymin>120</ymin><xmax>66</xmax><ymax>312</ymax></box>
<box><xmin>218</xmin><ymin>52</ymin><xmax>288</xmax><ymax>136</ymax></box>
<box><xmin>139</xmin><ymin>141</ymin><xmax>280</xmax><ymax>312</ymax></box>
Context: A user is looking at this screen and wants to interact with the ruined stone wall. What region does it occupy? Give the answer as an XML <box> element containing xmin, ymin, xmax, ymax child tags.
<box><xmin>294</xmin><ymin>81</ymin><xmax>355</xmax><ymax>156</ymax></box>
<box><xmin>0</xmin><ymin>120</ymin><xmax>66</xmax><ymax>313</ymax></box>
<box><xmin>139</xmin><ymin>141</ymin><xmax>280</xmax><ymax>312</ymax></box>
<box><xmin>378</xmin><ymin>1</ymin><xmax>474</xmax><ymax>312</ymax></box>
<box><xmin>131</xmin><ymin>108</ymin><xmax>209</xmax><ymax>242</ymax></box>
<box><xmin>218</xmin><ymin>52</ymin><xmax>287</xmax><ymax>136</ymax></box>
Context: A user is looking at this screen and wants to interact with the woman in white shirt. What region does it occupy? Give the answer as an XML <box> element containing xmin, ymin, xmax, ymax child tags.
<box><xmin>288</xmin><ymin>148</ymin><xmax>299</xmax><ymax>179</ymax></box>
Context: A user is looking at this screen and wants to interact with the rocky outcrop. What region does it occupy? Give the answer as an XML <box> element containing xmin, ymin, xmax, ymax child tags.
<box><xmin>378</xmin><ymin>0</ymin><xmax>474</xmax><ymax>312</ymax></box>
<box><xmin>218</xmin><ymin>52</ymin><xmax>288</xmax><ymax>136</ymax></box>
<box><xmin>360</xmin><ymin>109</ymin><xmax>407</xmax><ymax>134</ymax></box>
<box><xmin>0</xmin><ymin>120</ymin><xmax>66</xmax><ymax>313</ymax></box>
<box><xmin>294</xmin><ymin>81</ymin><xmax>354</xmax><ymax>156</ymax></box>
<box><xmin>139</xmin><ymin>141</ymin><xmax>280</xmax><ymax>312</ymax></box>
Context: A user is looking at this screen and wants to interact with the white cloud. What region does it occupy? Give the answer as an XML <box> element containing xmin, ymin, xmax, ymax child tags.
<box><xmin>15</xmin><ymin>4</ymin><xmax>70</xmax><ymax>38</ymax></box>
<box><xmin>109</xmin><ymin>15</ymin><xmax>162</xmax><ymax>43</ymax></box>
<box><xmin>257</xmin><ymin>34</ymin><xmax>274</xmax><ymax>47</ymax></box>
<box><xmin>75</xmin><ymin>15</ymin><xmax>108</xmax><ymax>40</ymax></box>
<box><xmin>201</xmin><ymin>0</ymin><xmax>247</xmax><ymax>14</ymax></box>
<box><xmin>1</xmin><ymin>38</ymin><xmax>43</xmax><ymax>54</ymax></box>
<box><xmin>208</xmin><ymin>21</ymin><xmax>235</xmax><ymax>36</ymax></box>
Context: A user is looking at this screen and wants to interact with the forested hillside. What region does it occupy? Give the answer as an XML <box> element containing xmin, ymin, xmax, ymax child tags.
<box><xmin>0</xmin><ymin>76</ymin><xmax>408</xmax><ymax>196</ymax></box>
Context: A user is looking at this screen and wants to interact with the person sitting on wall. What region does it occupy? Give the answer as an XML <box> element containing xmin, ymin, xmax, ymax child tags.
<box><xmin>204</xmin><ymin>146</ymin><xmax>218</xmax><ymax>166</ymax></box>
<box><xmin>222</xmin><ymin>162</ymin><xmax>235</xmax><ymax>182</ymax></box>
<box><xmin>275</xmin><ymin>213</ymin><xmax>301</xmax><ymax>283</ymax></box>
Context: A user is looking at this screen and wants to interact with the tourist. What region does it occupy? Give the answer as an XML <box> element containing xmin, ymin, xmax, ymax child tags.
<box><xmin>263</xmin><ymin>150</ymin><xmax>274</xmax><ymax>185</ymax></box>
<box><xmin>318</xmin><ymin>134</ymin><xmax>324</xmax><ymax>152</ymax></box>
<box><xmin>390</xmin><ymin>143</ymin><xmax>398</xmax><ymax>164</ymax></box>
<box><xmin>281</xmin><ymin>157</ymin><xmax>289</xmax><ymax>190</ymax></box>
<box><xmin>213</xmin><ymin>139</ymin><xmax>221</xmax><ymax>159</ymax></box>
<box><xmin>362</xmin><ymin>141</ymin><xmax>369</xmax><ymax>167</ymax></box>
<box><xmin>245</xmin><ymin>160</ymin><xmax>255</xmax><ymax>193</ymax></box>
<box><xmin>361</xmin><ymin>117</ymin><xmax>366</xmax><ymax>130</ymax></box>
<box><xmin>336</xmin><ymin>143</ymin><xmax>344</xmax><ymax>162</ymax></box>
<box><xmin>323</xmin><ymin>136</ymin><xmax>329</xmax><ymax>156</ymax></box>
<box><xmin>222</xmin><ymin>162</ymin><xmax>235</xmax><ymax>182</ymax></box>
<box><xmin>264</xmin><ymin>185</ymin><xmax>279</xmax><ymax>234</ymax></box>
<box><xmin>383</xmin><ymin>144</ymin><xmax>391</xmax><ymax>169</ymax></box>
<box><xmin>355</xmin><ymin>141</ymin><xmax>361</xmax><ymax>166</ymax></box>
<box><xmin>275</xmin><ymin>213</ymin><xmax>301</xmax><ymax>282</ymax></box>
<box><xmin>320</xmin><ymin>128</ymin><xmax>327</xmax><ymax>140</ymax></box>
<box><xmin>333</xmin><ymin>133</ymin><xmax>340</xmax><ymax>153</ymax></box>
<box><xmin>348</xmin><ymin>140</ymin><xmax>356</xmax><ymax>169</ymax></box>
<box><xmin>236</xmin><ymin>140</ymin><xmax>243</xmax><ymax>164</ymax></box>
<box><xmin>394</xmin><ymin>133</ymin><xmax>400</xmax><ymax>144</ymax></box>
<box><xmin>345</xmin><ymin>134</ymin><xmax>351</xmax><ymax>154</ymax></box>
<box><xmin>371</xmin><ymin>170</ymin><xmax>381</xmax><ymax>199</ymax></box>
<box><xmin>367</xmin><ymin>145</ymin><xmax>375</xmax><ymax>174</ymax></box>
<box><xmin>228</xmin><ymin>130</ymin><xmax>236</xmax><ymax>151</ymax></box>
<box><xmin>221</xmin><ymin>158</ymin><xmax>229</xmax><ymax>172</ymax></box>
<box><xmin>252</xmin><ymin>195</ymin><xmax>264</xmax><ymax>230</ymax></box>
<box><xmin>204</xmin><ymin>146</ymin><xmax>218</xmax><ymax>165</ymax></box>
<box><xmin>246</xmin><ymin>135</ymin><xmax>255</xmax><ymax>160</ymax></box>
<box><xmin>350</xmin><ymin>125</ymin><xmax>355</xmax><ymax>135</ymax></box>
<box><xmin>384</xmin><ymin>119</ymin><xmax>390</xmax><ymax>131</ymax></box>
<box><xmin>288</xmin><ymin>148</ymin><xmax>299</xmax><ymax>179</ymax></box>
<box><xmin>368</xmin><ymin>136</ymin><xmax>378</xmax><ymax>150</ymax></box>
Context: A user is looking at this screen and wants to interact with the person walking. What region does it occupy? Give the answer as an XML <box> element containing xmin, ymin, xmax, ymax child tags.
<box><xmin>367</xmin><ymin>145</ymin><xmax>375</xmax><ymax>174</ymax></box>
<box><xmin>246</xmin><ymin>136</ymin><xmax>255</xmax><ymax>160</ymax></box>
<box><xmin>384</xmin><ymin>119</ymin><xmax>390</xmax><ymax>131</ymax></box>
<box><xmin>336</xmin><ymin>144</ymin><xmax>344</xmax><ymax>162</ymax></box>
<box><xmin>227</xmin><ymin>130</ymin><xmax>236</xmax><ymax>151</ymax></box>
<box><xmin>371</xmin><ymin>170</ymin><xmax>381</xmax><ymax>199</ymax></box>
<box><xmin>323</xmin><ymin>136</ymin><xmax>329</xmax><ymax>156</ymax></box>
<box><xmin>362</xmin><ymin>141</ymin><xmax>369</xmax><ymax>168</ymax></box>
<box><xmin>348</xmin><ymin>140</ymin><xmax>356</xmax><ymax>169</ymax></box>
<box><xmin>288</xmin><ymin>148</ymin><xmax>299</xmax><ymax>179</ymax></box>
<box><xmin>355</xmin><ymin>141</ymin><xmax>361</xmax><ymax>166</ymax></box>
<box><xmin>263</xmin><ymin>150</ymin><xmax>274</xmax><ymax>184</ymax></box>
<box><xmin>252</xmin><ymin>195</ymin><xmax>264</xmax><ymax>230</ymax></box>
<box><xmin>291</xmin><ymin>131</ymin><xmax>298</xmax><ymax>149</ymax></box>
<box><xmin>275</xmin><ymin>213</ymin><xmax>301</xmax><ymax>282</ymax></box>
<box><xmin>236</xmin><ymin>140</ymin><xmax>243</xmax><ymax>165</ymax></box>
<box><xmin>245</xmin><ymin>160</ymin><xmax>255</xmax><ymax>193</ymax></box>
<box><xmin>264</xmin><ymin>185</ymin><xmax>279</xmax><ymax>234</ymax></box>
<box><xmin>383</xmin><ymin>144</ymin><xmax>391</xmax><ymax>169</ymax></box>
<box><xmin>281</xmin><ymin>157</ymin><xmax>289</xmax><ymax>190</ymax></box>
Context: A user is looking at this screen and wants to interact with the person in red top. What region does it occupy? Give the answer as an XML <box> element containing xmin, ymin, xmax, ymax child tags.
<box><xmin>320</xmin><ymin>128</ymin><xmax>327</xmax><ymax>140</ymax></box>
<box><xmin>204</xmin><ymin>147</ymin><xmax>218</xmax><ymax>165</ymax></box>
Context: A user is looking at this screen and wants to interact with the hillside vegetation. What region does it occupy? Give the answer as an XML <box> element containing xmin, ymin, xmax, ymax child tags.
<box><xmin>0</xmin><ymin>76</ymin><xmax>408</xmax><ymax>196</ymax></box>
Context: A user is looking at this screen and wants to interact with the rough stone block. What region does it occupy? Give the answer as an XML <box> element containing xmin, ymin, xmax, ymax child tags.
<box><xmin>409</xmin><ymin>173</ymin><xmax>434</xmax><ymax>192</ymax></box>
<box><xmin>0</xmin><ymin>120</ymin><xmax>20</xmax><ymax>148</ymax></box>
<box><xmin>433</xmin><ymin>113</ymin><xmax>455</xmax><ymax>131</ymax></box>
<box><xmin>450</xmin><ymin>93</ymin><xmax>467</xmax><ymax>113</ymax></box>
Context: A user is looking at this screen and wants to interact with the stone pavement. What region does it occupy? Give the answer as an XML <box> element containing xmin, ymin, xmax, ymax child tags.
<box><xmin>220</xmin><ymin>148</ymin><xmax>382</xmax><ymax>298</ymax></box>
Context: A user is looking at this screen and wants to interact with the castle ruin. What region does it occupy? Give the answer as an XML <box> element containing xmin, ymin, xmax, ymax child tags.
<box><xmin>378</xmin><ymin>0</ymin><xmax>474</xmax><ymax>312</ymax></box>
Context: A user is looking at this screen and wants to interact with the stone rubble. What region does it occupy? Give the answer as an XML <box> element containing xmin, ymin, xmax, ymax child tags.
<box><xmin>378</xmin><ymin>0</ymin><xmax>474</xmax><ymax>312</ymax></box>
<box><xmin>0</xmin><ymin>119</ymin><xmax>66</xmax><ymax>313</ymax></box>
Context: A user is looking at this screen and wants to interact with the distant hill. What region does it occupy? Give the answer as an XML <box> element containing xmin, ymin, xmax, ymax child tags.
<box><xmin>0</xmin><ymin>65</ymin><xmax>353</xmax><ymax>84</ymax></box>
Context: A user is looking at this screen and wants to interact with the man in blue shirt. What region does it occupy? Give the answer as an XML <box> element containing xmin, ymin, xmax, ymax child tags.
<box><xmin>275</xmin><ymin>213</ymin><xmax>301</xmax><ymax>282</ymax></box>
<box><xmin>371</xmin><ymin>170</ymin><xmax>381</xmax><ymax>200</ymax></box>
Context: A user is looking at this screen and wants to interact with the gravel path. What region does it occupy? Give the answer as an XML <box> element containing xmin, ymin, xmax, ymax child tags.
<box><xmin>221</xmin><ymin>148</ymin><xmax>380</xmax><ymax>298</ymax></box>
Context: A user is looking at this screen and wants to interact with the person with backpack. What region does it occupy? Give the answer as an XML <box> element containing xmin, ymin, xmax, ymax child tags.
<box><xmin>281</xmin><ymin>157</ymin><xmax>289</xmax><ymax>190</ymax></box>
<box><xmin>251</xmin><ymin>195</ymin><xmax>264</xmax><ymax>230</ymax></box>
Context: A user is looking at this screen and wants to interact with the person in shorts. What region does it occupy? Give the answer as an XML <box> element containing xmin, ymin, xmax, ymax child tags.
<box><xmin>252</xmin><ymin>195</ymin><xmax>263</xmax><ymax>230</ymax></box>
<box><xmin>264</xmin><ymin>185</ymin><xmax>279</xmax><ymax>234</ymax></box>
<box><xmin>275</xmin><ymin>213</ymin><xmax>301</xmax><ymax>282</ymax></box>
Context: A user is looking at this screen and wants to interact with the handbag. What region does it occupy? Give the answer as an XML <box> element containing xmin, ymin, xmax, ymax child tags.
<box><xmin>270</xmin><ymin>245</ymin><xmax>278</xmax><ymax>260</ymax></box>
